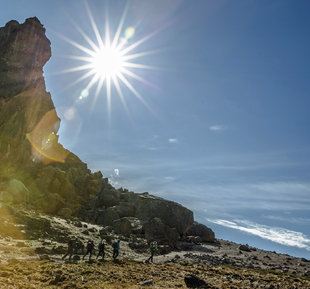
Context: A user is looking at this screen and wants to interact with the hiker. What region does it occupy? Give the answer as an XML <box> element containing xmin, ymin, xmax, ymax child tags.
<box><xmin>73</xmin><ymin>238</ymin><xmax>84</xmax><ymax>255</ymax></box>
<box><xmin>83</xmin><ymin>239</ymin><xmax>95</xmax><ymax>261</ymax></box>
<box><xmin>112</xmin><ymin>240</ymin><xmax>120</xmax><ymax>260</ymax></box>
<box><xmin>146</xmin><ymin>241</ymin><xmax>158</xmax><ymax>263</ymax></box>
<box><xmin>96</xmin><ymin>239</ymin><xmax>105</xmax><ymax>260</ymax></box>
<box><xmin>62</xmin><ymin>239</ymin><xmax>74</xmax><ymax>261</ymax></box>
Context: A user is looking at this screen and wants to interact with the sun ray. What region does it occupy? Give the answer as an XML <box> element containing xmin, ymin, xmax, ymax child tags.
<box><xmin>57</xmin><ymin>64</ymin><xmax>93</xmax><ymax>74</ymax></box>
<box><xmin>121</xmin><ymin>49</ymin><xmax>163</xmax><ymax>61</ymax></box>
<box><xmin>89</xmin><ymin>75</ymin><xmax>106</xmax><ymax>115</ymax></box>
<box><xmin>68</xmin><ymin>17</ymin><xmax>99</xmax><ymax>52</ymax></box>
<box><xmin>65</xmin><ymin>69</ymin><xmax>97</xmax><ymax>90</ymax></box>
<box><xmin>86</xmin><ymin>73</ymin><xmax>100</xmax><ymax>91</ymax></box>
<box><xmin>65</xmin><ymin>55</ymin><xmax>94</xmax><ymax>62</ymax></box>
<box><xmin>111</xmin><ymin>3</ymin><xmax>129</xmax><ymax>48</ymax></box>
<box><xmin>122</xmin><ymin>62</ymin><xmax>156</xmax><ymax>70</ymax></box>
<box><xmin>113</xmin><ymin>76</ymin><xmax>131</xmax><ymax>116</ymax></box>
<box><xmin>59</xmin><ymin>63</ymin><xmax>95</xmax><ymax>74</ymax></box>
<box><xmin>84</xmin><ymin>0</ymin><xmax>104</xmax><ymax>49</ymax></box>
<box><xmin>95</xmin><ymin>76</ymin><xmax>106</xmax><ymax>98</ymax></box>
<box><xmin>104</xmin><ymin>3</ymin><xmax>111</xmax><ymax>48</ymax></box>
<box><xmin>119</xmin><ymin>28</ymin><xmax>161</xmax><ymax>55</ymax></box>
<box><xmin>106</xmin><ymin>76</ymin><xmax>112</xmax><ymax>122</ymax></box>
<box><xmin>59</xmin><ymin>2</ymin><xmax>161</xmax><ymax>117</ymax></box>
<box><xmin>117</xmin><ymin>73</ymin><xmax>153</xmax><ymax>113</ymax></box>
<box><xmin>120</xmin><ymin>68</ymin><xmax>155</xmax><ymax>88</ymax></box>
<box><xmin>53</xmin><ymin>30</ymin><xmax>96</xmax><ymax>57</ymax></box>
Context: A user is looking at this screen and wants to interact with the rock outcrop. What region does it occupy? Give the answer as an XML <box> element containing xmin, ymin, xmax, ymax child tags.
<box><xmin>79</xmin><ymin>182</ymin><xmax>194</xmax><ymax>246</ymax></box>
<box><xmin>0</xmin><ymin>17</ymin><xmax>213</xmax><ymax>246</ymax></box>
<box><xmin>0</xmin><ymin>18</ymin><xmax>103</xmax><ymax>215</ymax></box>
<box><xmin>187</xmin><ymin>222</ymin><xmax>215</xmax><ymax>242</ymax></box>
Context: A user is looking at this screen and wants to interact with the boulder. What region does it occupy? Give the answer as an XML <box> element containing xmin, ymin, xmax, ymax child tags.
<box><xmin>239</xmin><ymin>244</ymin><xmax>251</xmax><ymax>252</ymax></box>
<box><xmin>100</xmin><ymin>207</ymin><xmax>120</xmax><ymax>226</ymax></box>
<box><xmin>186</xmin><ymin>235</ymin><xmax>202</xmax><ymax>244</ymax></box>
<box><xmin>138</xmin><ymin>279</ymin><xmax>153</xmax><ymax>286</ymax></box>
<box><xmin>135</xmin><ymin>193</ymin><xmax>194</xmax><ymax>236</ymax></box>
<box><xmin>128</xmin><ymin>241</ymin><xmax>149</xmax><ymax>252</ymax></box>
<box><xmin>184</xmin><ymin>274</ymin><xmax>208</xmax><ymax>288</ymax></box>
<box><xmin>113</xmin><ymin>217</ymin><xmax>142</xmax><ymax>236</ymax></box>
<box><xmin>187</xmin><ymin>222</ymin><xmax>215</xmax><ymax>242</ymax></box>
<box><xmin>143</xmin><ymin>217</ymin><xmax>179</xmax><ymax>247</ymax></box>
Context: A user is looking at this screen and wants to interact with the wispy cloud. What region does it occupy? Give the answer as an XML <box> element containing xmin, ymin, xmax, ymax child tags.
<box><xmin>209</xmin><ymin>124</ymin><xmax>226</xmax><ymax>132</ymax></box>
<box><xmin>208</xmin><ymin>218</ymin><xmax>310</xmax><ymax>250</ymax></box>
<box><xmin>114</xmin><ymin>168</ymin><xmax>120</xmax><ymax>176</ymax></box>
<box><xmin>164</xmin><ymin>176</ymin><xmax>175</xmax><ymax>181</ymax></box>
<box><xmin>168</xmin><ymin>138</ymin><xmax>178</xmax><ymax>143</ymax></box>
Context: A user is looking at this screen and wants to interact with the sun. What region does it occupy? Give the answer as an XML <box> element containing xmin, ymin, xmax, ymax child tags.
<box><xmin>90</xmin><ymin>45</ymin><xmax>123</xmax><ymax>79</ymax></box>
<box><xmin>56</xmin><ymin>1</ymin><xmax>160</xmax><ymax>116</ymax></box>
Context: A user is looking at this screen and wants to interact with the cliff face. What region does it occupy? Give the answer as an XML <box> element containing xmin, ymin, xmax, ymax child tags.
<box><xmin>0</xmin><ymin>17</ymin><xmax>103</xmax><ymax>215</ymax></box>
<box><xmin>0</xmin><ymin>17</ymin><xmax>50</xmax><ymax>99</ymax></box>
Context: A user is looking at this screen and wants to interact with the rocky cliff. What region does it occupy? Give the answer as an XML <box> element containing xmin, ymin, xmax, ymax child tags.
<box><xmin>0</xmin><ymin>17</ymin><xmax>214</xmax><ymax>246</ymax></box>
<box><xmin>0</xmin><ymin>17</ymin><xmax>104</xmax><ymax>214</ymax></box>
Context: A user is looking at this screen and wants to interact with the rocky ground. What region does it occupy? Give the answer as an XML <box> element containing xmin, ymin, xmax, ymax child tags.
<box><xmin>0</xmin><ymin>205</ymin><xmax>310</xmax><ymax>288</ymax></box>
<box><xmin>1</xmin><ymin>259</ymin><xmax>310</xmax><ymax>289</ymax></box>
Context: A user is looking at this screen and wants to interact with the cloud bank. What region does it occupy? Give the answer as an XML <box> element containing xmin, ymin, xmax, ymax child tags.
<box><xmin>208</xmin><ymin>218</ymin><xmax>310</xmax><ymax>251</ymax></box>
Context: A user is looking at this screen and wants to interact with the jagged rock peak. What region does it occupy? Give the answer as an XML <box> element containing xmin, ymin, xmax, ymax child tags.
<box><xmin>4</xmin><ymin>17</ymin><xmax>44</xmax><ymax>29</ymax></box>
<box><xmin>0</xmin><ymin>17</ymin><xmax>51</xmax><ymax>99</ymax></box>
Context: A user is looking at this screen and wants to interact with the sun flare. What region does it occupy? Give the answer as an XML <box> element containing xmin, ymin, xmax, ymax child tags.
<box><xmin>90</xmin><ymin>46</ymin><xmax>123</xmax><ymax>79</ymax></box>
<box><xmin>57</xmin><ymin>2</ymin><xmax>160</xmax><ymax>116</ymax></box>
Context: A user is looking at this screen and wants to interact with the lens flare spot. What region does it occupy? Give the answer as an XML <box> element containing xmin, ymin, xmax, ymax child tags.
<box><xmin>26</xmin><ymin>109</ymin><xmax>69</xmax><ymax>164</ymax></box>
<box><xmin>79</xmin><ymin>89</ymin><xmax>89</xmax><ymax>100</ymax></box>
<box><xmin>124</xmin><ymin>27</ymin><xmax>135</xmax><ymax>39</ymax></box>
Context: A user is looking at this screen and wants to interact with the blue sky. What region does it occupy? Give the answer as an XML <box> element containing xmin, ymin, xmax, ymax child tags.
<box><xmin>2</xmin><ymin>0</ymin><xmax>310</xmax><ymax>258</ymax></box>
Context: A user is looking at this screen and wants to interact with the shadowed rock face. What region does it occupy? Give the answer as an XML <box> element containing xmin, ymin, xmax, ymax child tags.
<box><xmin>0</xmin><ymin>18</ymin><xmax>103</xmax><ymax>215</ymax></box>
<box><xmin>0</xmin><ymin>17</ymin><xmax>51</xmax><ymax>99</ymax></box>
<box><xmin>80</xmin><ymin>188</ymin><xmax>195</xmax><ymax>246</ymax></box>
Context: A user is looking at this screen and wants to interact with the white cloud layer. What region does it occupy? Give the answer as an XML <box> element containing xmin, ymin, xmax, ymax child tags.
<box><xmin>208</xmin><ymin>218</ymin><xmax>310</xmax><ymax>250</ymax></box>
